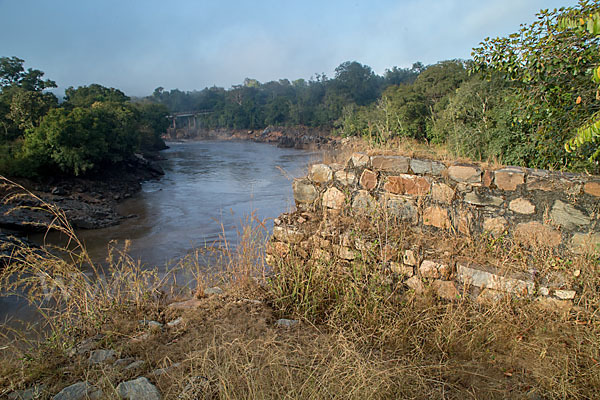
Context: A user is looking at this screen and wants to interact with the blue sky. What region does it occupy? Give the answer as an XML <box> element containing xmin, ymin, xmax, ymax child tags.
<box><xmin>0</xmin><ymin>0</ymin><xmax>579</xmax><ymax>96</ymax></box>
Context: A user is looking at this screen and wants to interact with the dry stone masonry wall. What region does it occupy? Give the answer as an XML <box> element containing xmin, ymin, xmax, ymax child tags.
<box><xmin>268</xmin><ymin>153</ymin><xmax>600</xmax><ymax>308</ymax></box>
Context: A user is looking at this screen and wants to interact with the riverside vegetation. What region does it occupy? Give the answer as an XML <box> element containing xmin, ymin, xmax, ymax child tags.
<box><xmin>1</xmin><ymin>1</ymin><xmax>600</xmax><ymax>399</ymax></box>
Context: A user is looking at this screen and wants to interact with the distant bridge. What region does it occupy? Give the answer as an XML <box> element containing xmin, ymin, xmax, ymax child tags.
<box><xmin>167</xmin><ymin>110</ymin><xmax>213</xmax><ymax>137</ymax></box>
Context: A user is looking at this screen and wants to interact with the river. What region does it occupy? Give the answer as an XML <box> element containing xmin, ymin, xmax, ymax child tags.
<box><xmin>1</xmin><ymin>140</ymin><xmax>320</xmax><ymax>322</ymax></box>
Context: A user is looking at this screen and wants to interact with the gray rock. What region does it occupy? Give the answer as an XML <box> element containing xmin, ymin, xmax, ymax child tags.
<box><xmin>116</xmin><ymin>377</ymin><xmax>161</xmax><ymax>400</ymax></box>
<box><xmin>124</xmin><ymin>360</ymin><xmax>146</xmax><ymax>371</ymax></box>
<box><xmin>463</xmin><ymin>192</ymin><xmax>503</xmax><ymax>207</ymax></box>
<box><xmin>275</xmin><ymin>318</ymin><xmax>299</xmax><ymax>328</ymax></box>
<box><xmin>149</xmin><ymin>362</ymin><xmax>181</xmax><ymax>377</ymax></box>
<box><xmin>114</xmin><ymin>357</ymin><xmax>136</xmax><ymax>368</ymax></box>
<box><xmin>166</xmin><ymin>317</ymin><xmax>183</xmax><ymax>327</ymax></box>
<box><xmin>8</xmin><ymin>385</ymin><xmax>45</xmax><ymax>400</ymax></box>
<box><xmin>292</xmin><ymin>180</ymin><xmax>318</xmax><ymax>204</ymax></box>
<box><xmin>52</xmin><ymin>382</ymin><xmax>102</xmax><ymax>400</ymax></box>
<box><xmin>88</xmin><ymin>349</ymin><xmax>116</xmax><ymax>364</ymax></box>
<box><xmin>410</xmin><ymin>158</ymin><xmax>446</xmax><ymax>175</ymax></box>
<box><xmin>204</xmin><ymin>287</ymin><xmax>224</xmax><ymax>295</ymax></box>
<box><xmin>457</xmin><ymin>263</ymin><xmax>534</xmax><ymax>295</ymax></box>
<box><xmin>138</xmin><ymin>320</ymin><xmax>163</xmax><ymax>329</ymax></box>
<box><xmin>550</xmin><ymin>200</ymin><xmax>590</xmax><ymax>230</ymax></box>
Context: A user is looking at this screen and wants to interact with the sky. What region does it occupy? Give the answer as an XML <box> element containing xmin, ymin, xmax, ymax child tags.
<box><xmin>0</xmin><ymin>0</ymin><xmax>580</xmax><ymax>97</ymax></box>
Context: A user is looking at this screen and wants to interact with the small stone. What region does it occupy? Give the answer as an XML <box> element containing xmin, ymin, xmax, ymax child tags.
<box><xmin>482</xmin><ymin>170</ymin><xmax>494</xmax><ymax>187</ymax></box>
<box><xmin>448</xmin><ymin>165</ymin><xmax>481</xmax><ymax>183</ymax></box>
<box><xmin>514</xmin><ymin>222</ymin><xmax>562</xmax><ymax>248</ymax></box>
<box><xmin>404</xmin><ymin>276</ymin><xmax>425</xmax><ymax>294</ymax></box>
<box><xmin>494</xmin><ymin>167</ymin><xmax>525</xmax><ymax>190</ymax></box>
<box><xmin>539</xmin><ymin>287</ymin><xmax>550</xmax><ymax>296</ymax></box>
<box><xmin>335</xmin><ymin>170</ymin><xmax>356</xmax><ymax>186</ymax></box>
<box><xmin>371</xmin><ymin>155</ymin><xmax>410</xmax><ymax>173</ymax></box>
<box><xmin>419</xmin><ymin>260</ymin><xmax>451</xmax><ymax>279</ymax></box>
<box><xmin>476</xmin><ymin>288</ymin><xmax>507</xmax><ymax>304</ymax></box>
<box><xmin>352</xmin><ymin>190</ymin><xmax>377</xmax><ymax>213</ymax></box>
<box><xmin>322</xmin><ymin>187</ymin><xmax>346</xmax><ymax>209</ymax></box>
<box><xmin>8</xmin><ymin>385</ymin><xmax>46</xmax><ymax>400</ymax></box>
<box><xmin>350</xmin><ymin>152</ymin><xmax>369</xmax><ymax>167</ymax></box>
<box><xmin>570</xmin><ymin>233</ymin><xmax>600</xmax><ymax>254</ymax></box>
<box><xmin>384</xmin><ymin>175</ymin><xmax>430</xmax><ymax>196</ymax></box>
<box><xmin>463</xmin><ymin>192</ymin><xmax>503</xmax><ymax>207</ymax></box>
<box><xmin>535</xmin><ymin>297</ymin><xmax>573</xmax><ymax>313</ymax></box>
<box><xmin>273</xmin><ymin>226</ymin><xmax>305</xmax><ymax>244</ymax></box>
<box><xmin>204</xmin><ymin>287</ymin><xmax>224</xmax><ymax>295</ymax></box>
<box><xmin>309</xmin><ymin>164</ymin><xmax>333</xmax><ymax>183</ymax></box>
<box><xmin>583</xmin><ymin>181</ymin><xmax>600</xmax><ymax>197</ymax></box>
<box><xmin>150</xmin><ymin>363</ymin><xmax>181</xmax><ymax>377</ymax></box>
<box><xmin>292</xmin><ymin>180</ymin><xmax>318</xmax><ymax>204</ymax></box>
<box><xmin>124</xmin><ymin>360</ymin><xmax>146</xmax><ymax>371</ymax></box>
<box><xmin>335</xmin><ymin>245</ymin><xmax>355</xmax><ymax>260</ymax></box>
<box><xmin>360</xmin><ymin>169</ymin><xmax>378</xmax><ymax>190</ymax></box>
<box><xmin>52</xmin><ymin>382</ymin><xmax>102</xmax><ymax>400</ymax></box>
<box><xmin>431</xmin><ymin>183</ymin><xmax>455</xmax><ymax>204</ymax></box>
<box><xmin>114</xmin><ymin>358</ymin><xmax>136</xmax><ymax>368</ymax></box>
<box><xmin>483</xmin><ymin>217</ymin><xmax>507</xmax><ymax>237</ymax></box>
<box><xmin>139</xmin><ymin>320</ymin><xmax>163</xmax><ymax>329</ymax></box>
<box><xmin>116</xmin><ymin>377</ymin><xmax>161</xmax><ymax>400</ymax></box>
<box><xmin>550</xmin><ymin>200</ymin><xmax>591</xmax><ymax>230</ymax></box>
<box><xmin>403</xmin><ymin>249</ymin><xmax>418</xmax><ymax>266</ymax></box>
<box><xmin>390</xmin><ymin>262</ymin><xmax>414</xmax><ymax>276</ymax></box>
<box><xmin>167</xmin><ymin>317</ymin><xmax>183</xmax><ymax>327</ymax></box>
<box><xmin>410</xmin><ymin>158</ymin><xmax>445</xmax><ymax>175</ymax></box>
<box><xmin>88</xmin><ymin>349</ymin><xmax>116</xmax><ymax>364</ymax></box>
<box><xmin>554</xmin><ymin>289</ymin><xmax>576</xmax><ymax>300</ymax></box>
<box><xmin>384</xmin><ymin>194</ymin><xmax>418</xmax><ymax>224</ymax></box>
<box><xmin>509</xmin><ymin>198</ymin><xmax>536</xmax><ymax>214</ymax></box>
<box><xmin>423</xmin><ymin>206</ymin><xmax>451</xmax><ymax>230</ymax></box>
<box><xmin>431</xmin><ymin>280</ymin><xmax>460</xmax><ymax>300</ymax></box>
<box><xmin>456</xmin><ymin>209</ymin><xmax>473</xmax><ymax>236</ymax></box>
<box><xmin>276</xmin><ymin>319</ymin><xmax>299</xmax><ymax>328</ymax></box>
<box><xmin>573</xmin><ymin>269</ymin><xmax>581</xmax><ymax>277</ymax></box>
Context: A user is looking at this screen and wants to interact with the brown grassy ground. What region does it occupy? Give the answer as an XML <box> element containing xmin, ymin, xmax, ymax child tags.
<box><xmin>1</xmin><ymin>164</ymin><xmax>599</xmax><ymax>399</ymax></box>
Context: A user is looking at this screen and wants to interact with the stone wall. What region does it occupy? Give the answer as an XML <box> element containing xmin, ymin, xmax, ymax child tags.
<box><xmin>267</xmin><ymin>153</ymin><xmax>600</xmax><ymax>308</ymax></box>
<box><xmin>292</xmin><ymin>153</ymin><xmax>600</xmax><ymax>253</ymax></box>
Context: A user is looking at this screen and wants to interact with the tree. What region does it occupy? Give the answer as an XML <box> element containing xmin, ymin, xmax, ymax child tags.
<box><xmin>64</xmin><ymin>84</ymin><xmax>129</xmax><ymax>108</ymax></box>
<box><xmin>332</xmin><ymin>61</ymin><xmax>381</xmax><ymax>106</ymax></box>
<box><xmin>0</xmin><ymin>56</ymin><xmax>56</xmax><ymax>91</ymax></box>
<box><xmin>472</xmin><ymin>1</ymin><xmax>600</xmax><ymax>170</ymax></box>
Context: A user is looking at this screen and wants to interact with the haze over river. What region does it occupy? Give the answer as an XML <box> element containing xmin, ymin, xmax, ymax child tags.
<box><xmin>1</xmin><ymin>140</ymin><xmax>319</xmax><ymax>321</ymax></box>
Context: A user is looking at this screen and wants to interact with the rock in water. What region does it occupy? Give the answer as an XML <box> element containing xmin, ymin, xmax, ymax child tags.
<box><xmin>116</xmin><ymin>377</ymin><xmax>161</xmax><ymax>400</ymax></box>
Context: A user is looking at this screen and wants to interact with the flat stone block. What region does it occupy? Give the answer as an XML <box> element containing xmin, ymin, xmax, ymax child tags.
<box><xmin>293</xmin><ymin>180</ymin><xmax>318</xmax><ymax>204</ymax></box>
<box><xmin>483</xmin><ymin>217</ymin><xmax>507</xmax><ymax>237</ymax></box>
<box><xmin>463</xmin><ymin>191</ymin><xmax>503</xmax><ymax>207</ymax></box>
<box><xmin>514</xmin><ymin>221</ymin><xmax>562</xmax><ymax>248</ymax></box>
<box><xmin>350</xmin><ymin>152</ymin><xmax>369</xmax><ymax>167</ymax></box>
<box><xmin>448</xmin><ymin>165</ymin><xmax>481</xmax><ymax>183</ymax></box>
<box><xmin>384</xmin><ymin>175</ymin><xmax>430</xmax><ymax>196</ymax></box>
<box><xmin>410</xmin><ymin>158</ymin><xmax>446</xmax><ymax>175</ymax></box>
<box><xmin>584</xmin><ymin>181</ymin><xmax>600</xmax><ymax>197</ymax></box>
<box><xmin>431</xmin><ymin>183</ymin><xmax>455</xmax><ymax>204</ymax></box>
<box><xmin>309</xmin><ymin>164</ymin><xmax>333</xmax><ymax>183</ymax></box>
<box><xmin>335</xmin><ymin>170</ymin><xmax>356</xmax><ymax>186</ymax></box>
<box><xmin>509</xmin><ymin>198</ymin><xmax>535</xmax><ymax>214</ymax></box>
<box><xmin>322</xmin><ymin>187</ymin><xmax>345</xmax><ymax>209</ymax></box>
<box><xmin>571</xmin><ymin>232</ymin><xmax>600</xmax><ymax>254</ymax></box>
<box><xmin>550</xmin><ymin>200</ymin><xmax>591</xmax><ymax>230</ymax></box>
<box><xmin>423</xmin><ymin>206</ymin><xmax>451</xmax><ymax>230</ymax></box>
<box><xmin>360</xmin><ymin>169</ymin><xmax>378</xmax><ymax>190</ymax></box>
<box><xmin>494</xmin><ymin>167</ymin><xmax>525</xmax><ymax>190</ymax></box>
<box><xmin>457</xmin><ymin>263</ymin><xmax>534</xmax><ymax>295</ymax></box>
<box><xmin>371</xmin><ymin>155</ymin><xmax>410</xmax><ymax>173</ymax></box>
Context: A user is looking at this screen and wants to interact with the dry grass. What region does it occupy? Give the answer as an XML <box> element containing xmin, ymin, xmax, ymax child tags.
<box><xmin>0</xmin><ymin>176</ymin><xmax>599</xmax><ymax>399</ymax></box>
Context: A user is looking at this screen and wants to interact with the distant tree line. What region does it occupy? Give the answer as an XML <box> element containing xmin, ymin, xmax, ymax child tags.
<box><xmin>145</xmin><ymin>2</ymin><xmax>600</xmax><ymax>173</ymax></box>
<box><xmin>0</xmin><ymin>57</ymin><xmax>170</xmax><ymax>177</ymax></box>
<box><xmin>2</xmin><ymin>1</ymin><xmax>598</xmax><ymax>178</ymax></box>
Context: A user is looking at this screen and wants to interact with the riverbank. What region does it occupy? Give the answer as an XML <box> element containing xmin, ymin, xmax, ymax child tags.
<box><xmin>166</xmin><ymin>125</ymin><xmax>340</xmax><ymax>151</ymax></box>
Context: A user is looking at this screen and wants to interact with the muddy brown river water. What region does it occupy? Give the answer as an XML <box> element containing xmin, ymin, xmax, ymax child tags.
<box><xmin>1</xmin><ymin>140</ymin><xmax>320</xmax><ymax>321</ymax></box>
